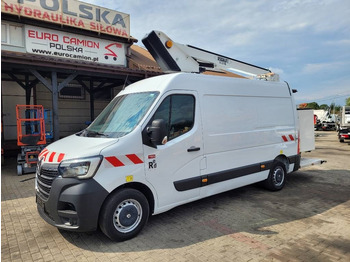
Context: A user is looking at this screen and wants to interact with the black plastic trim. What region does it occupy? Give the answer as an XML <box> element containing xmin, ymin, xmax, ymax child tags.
<box><xmin>142</xmin><ymin>31</ymin><xmax>181</xmax><ymax>72</ymax></box>
<box><xmin>36</xmin><ymin>176</ymin><xmax>109</xmax><ymax>232</ymax></box>
<box><xmin>187</xmin><ymin>147</ymin><xmax>200</xmax><ymax>152</ymax></box>
<box><xmin>207</xmin><ymin>161</ymin><xmax>273</xmax><ymax>185</ymax></box>
<box><xmin>290</xmin><ymin>154</ymin><xmax>301</xmax><ymax>172</ymax></box>
<box><xmin>174</xmin><ymin>176</ymin><xmax>202</xmax><ymax>192</ymax></box>
<box><xmin>288</xmin><ymin>154</ymin><xmax>300</xmax><ymax>164</ymax></box>
<box><xmin>174</xmin><ymin>155</ymin><xmax>301</xmax><ymax>192</ymax></box>
<box><xmin>174</xmin><ymin>160</ymin><xmax>274</xmax><ymax>192</ymax></box>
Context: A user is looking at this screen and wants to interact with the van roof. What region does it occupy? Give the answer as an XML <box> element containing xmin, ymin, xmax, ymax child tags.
<box><xmin>121</xmin><ymin>73</ymin><xmax>290</xmax><ymax>98</ymax></box>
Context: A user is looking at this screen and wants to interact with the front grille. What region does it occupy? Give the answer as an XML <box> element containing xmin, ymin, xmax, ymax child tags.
<box><xmin>37</xmin><ymin>164</ymin><xmax>59</xmax><ymax>200</ymax></box>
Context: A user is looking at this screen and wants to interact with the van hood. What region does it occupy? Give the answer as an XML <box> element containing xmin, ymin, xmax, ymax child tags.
<box><xmin>39</xmin><ymin>134</ymin><xmax>118</xmax><ymax>164</ymax></box>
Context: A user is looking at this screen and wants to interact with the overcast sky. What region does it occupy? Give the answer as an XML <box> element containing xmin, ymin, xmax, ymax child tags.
<box><xmin>85</xmin><ymin>0</ymin><xmax>350</xmax><ymax>106</ymax></box>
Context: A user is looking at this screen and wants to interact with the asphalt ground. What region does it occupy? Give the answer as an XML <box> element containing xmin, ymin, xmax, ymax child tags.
<box><xmin>1</xmin><ymin>131</ymin><xmax>350</xmax><ymax>261</ymax></box>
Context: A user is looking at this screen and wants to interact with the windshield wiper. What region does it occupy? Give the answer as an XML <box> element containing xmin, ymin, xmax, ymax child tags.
<box><xmin>89</xmin><ymin>131</ymin><xmax>109</xmax><ymax>137</ymax></box>
<box><xmin>80</xmin><ymin>129</ymin><xmax>109</xmax><ymax>137</ymax></box>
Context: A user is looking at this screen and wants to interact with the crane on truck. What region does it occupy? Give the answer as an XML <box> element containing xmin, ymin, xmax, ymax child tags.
<box><xmin>142</xmin><ymin>30</ymin><xmax>279</xmax><ymax>81</ymax></box>
<box><xmin>35</xmin><ymin>30</ymin><xmax>324</xmax><ymax>242</ymax></box>
<box><xmin>142</xmin><ymin>30</ymin><xmax>320</xmax><ymax>162</ymax></box>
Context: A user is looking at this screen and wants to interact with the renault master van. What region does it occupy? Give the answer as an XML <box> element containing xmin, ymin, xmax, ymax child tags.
<box><xmin>36</xmin><ymin>72</ymin><xmax>308</xmax><ymax>241</ymax></box>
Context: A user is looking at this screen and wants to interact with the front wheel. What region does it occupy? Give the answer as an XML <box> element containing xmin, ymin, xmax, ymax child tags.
<box><xmin>263</xmin><ymin>161</ymin><xmax>286</xmax><ymax>191</ymax></box>
<box><xmin>99</xmin><ymin>188</ymin><xmax>150</xmax><ymax>241</ymax></box>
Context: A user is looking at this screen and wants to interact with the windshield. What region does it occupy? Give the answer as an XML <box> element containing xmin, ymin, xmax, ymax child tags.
<box><xmin>80</xmin><ymin>92</ymin><xmax>158</xmax><ymax>138</ymax></box>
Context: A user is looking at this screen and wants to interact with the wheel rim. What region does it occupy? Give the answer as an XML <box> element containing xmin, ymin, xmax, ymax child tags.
<box><xmin>272</xmin><ymin>166</ymin><xmax>285</xmax><ymax>187</ymax></box>
<box><xmin>113</xmin><ymin>199</ymin><xmax>142</xmax><ymax>233</ymax></box>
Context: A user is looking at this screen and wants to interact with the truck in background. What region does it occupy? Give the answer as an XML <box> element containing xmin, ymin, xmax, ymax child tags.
<box><xmin>313</xmin><ymin>109</ymin><xmax>336</xmax><ymax>131</ymax></box>
<box><xmin>337</xmin><ymin>106</ymin><xmax>350</xmax><ymax>142</ymax></box>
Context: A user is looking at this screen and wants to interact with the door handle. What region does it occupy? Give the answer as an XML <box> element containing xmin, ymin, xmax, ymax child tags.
<box><xmin>187</xmin><ymin>146</ymin><xmax>200</xmax><ymax>152</ymax></box>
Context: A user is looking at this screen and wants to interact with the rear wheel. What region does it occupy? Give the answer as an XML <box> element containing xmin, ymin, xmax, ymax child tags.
<box><xmin>99</xmin><ymin>188</ymin><xmax>149</xmax><ymax>241</ymax></box>
<box><xmin>263</xmin><ymin>161</ymin><xmax>286</xmax><ymax>191</ymax></box>
<box><xmin>17</xmin><ymin>165</ymin><xmax>23</xmax><ymax>176</ymax></box>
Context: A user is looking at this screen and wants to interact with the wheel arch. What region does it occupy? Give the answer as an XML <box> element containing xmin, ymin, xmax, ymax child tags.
<box><xmin>274</xmin><ymin>154</ymin><xmax>289</xmax><ymax>172</ymax></box>
<box><xmin>263</xmin><ymin>156</ymin><xmax>288</xmax><ymax>191</ymax></box>
<box><xmin>101</xmin><ymin>182</ymin><xmax>155</xmax><ymax>216</ymax></box>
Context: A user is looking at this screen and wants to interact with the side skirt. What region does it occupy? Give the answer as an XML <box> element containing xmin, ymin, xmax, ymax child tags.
<box><xmin>174</xmin><ymin>155</ymin><xmax>300</xmax><ymax>192</ymax></box>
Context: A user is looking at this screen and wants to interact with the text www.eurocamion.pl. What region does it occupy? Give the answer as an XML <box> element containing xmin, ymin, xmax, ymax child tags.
<box><xmin>31</xmin><ymin>48</ymin><xmax>99</xmax><ymax>62</ymax></box>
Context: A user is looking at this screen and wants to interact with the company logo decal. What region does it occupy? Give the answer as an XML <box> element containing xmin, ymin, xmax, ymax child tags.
<box><xmin>148</xmin><ymin>154</ymin><xmax>157</xmax><ymax>169</ymax></box>
<box><xmin>104</xmin><ymin>43</ymin><xmax>122</xmax><ymax>61</ymax></box>
<box><xmin>25</xmin><ymin>25</ymin><xmax>126</xmax><ymax>65</ymax></box>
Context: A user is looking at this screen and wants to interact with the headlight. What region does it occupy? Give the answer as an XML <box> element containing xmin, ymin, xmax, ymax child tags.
<box><xmin>58</xmin><ymin>156</ymin><xmax>103</xmax><ymax>179</ymax></box>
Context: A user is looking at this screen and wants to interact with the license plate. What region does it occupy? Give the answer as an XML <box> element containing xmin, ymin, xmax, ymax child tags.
<box><xmin>36</xmin><ymin>195</ymin><xmax>44</xmax><ymax>209</ymax></box>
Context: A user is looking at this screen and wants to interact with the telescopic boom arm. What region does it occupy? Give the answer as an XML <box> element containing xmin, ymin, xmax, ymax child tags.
<box><xmin>142</xmin><ymin>30</ymin><xmax>279</xmax><ymax>81</ymax></box>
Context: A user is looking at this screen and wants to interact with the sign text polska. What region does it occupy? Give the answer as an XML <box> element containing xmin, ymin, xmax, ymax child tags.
<box><xmin>1</xmin><ymin>0</ymin><xmax>131</xmax><ymax>38</ymax></box>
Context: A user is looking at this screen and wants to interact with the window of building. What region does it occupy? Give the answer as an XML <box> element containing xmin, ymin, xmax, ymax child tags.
<box><xmin>94</xmin><ymin>87</ymin><xmax>113</xmax><ymax>101</ymax></box>
<box><xmin>152</xmin><ymin>94</ymin><xmax>195</xmax><ymax>141</ymax></box>
<box><xmin>1</xmin><ymin>22</ymin><xmax>24</xmax><ymax>47</ymax></box>
<box><xmin>2</xmin><ymin>24</ymin><xmax>7</xmax><ymax>43</ymax></box>
<box><xmin>59</xmin><ymin>84</ymin><xmax>85</xmax><ymax>99</ymax></box>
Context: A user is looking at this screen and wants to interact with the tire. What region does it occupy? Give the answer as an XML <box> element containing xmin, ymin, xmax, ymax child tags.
<box><xmin>263</xmin><ymin>161</ymin><xmax>286</xmax><ymax>191</ymax></box>
<box><xmin>17</xmin><ymin>165</ymin><xmax>23</xmax><ymax>176</ymax></box>
<box><xmin>99</xmin><ymin>188</ymin><xmax>149</xmax><ymax>241</ymax></box>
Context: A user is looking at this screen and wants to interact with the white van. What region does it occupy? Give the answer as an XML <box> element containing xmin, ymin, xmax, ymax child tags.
<box><xmin>36</xmin><ymin>72</ymin><xmax>308</xmax><ymax>241</ymax></box>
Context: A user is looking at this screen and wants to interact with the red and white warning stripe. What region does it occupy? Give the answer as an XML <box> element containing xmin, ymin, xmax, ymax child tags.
<box><xmin>39</xmin><ymin>148</ymin><xmax>65</xmax><ymax>163</ymax></box>
<box><xmin>39</xmin><ymin>149</ymin><xmax>143</xmax><ymax>166</ymax></box>
<box><xmin>281</xmin><ymin>134</ymin><xmax>295</xmax><ymax>142</ymax></box>
<box><xmin>38</xmin><ymin>148</ymin><xmax>48</xmax><ymax>158</ymax></box>
<box><xmin>105</xmin><ymin>154</ymin><xmax>144</xmax><ymax>167</ymax></box>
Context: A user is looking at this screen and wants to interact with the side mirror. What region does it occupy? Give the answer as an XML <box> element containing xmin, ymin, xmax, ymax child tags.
<box><xmin>148</xmin><ymin>119</ymin><xmax>167</xmax><ymax>147</ymax></box>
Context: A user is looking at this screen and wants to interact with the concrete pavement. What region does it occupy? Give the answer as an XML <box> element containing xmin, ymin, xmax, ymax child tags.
<box><xmin>1</xmin><ymin>131</ymin><xmax>350</xmax><ymax>261</ymax></box>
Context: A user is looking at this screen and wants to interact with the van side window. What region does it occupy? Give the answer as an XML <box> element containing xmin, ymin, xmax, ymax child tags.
<box><xmin>153</xmin><ymin>94</ymin><xmax>195</xmax><ymax>141</ymax></box>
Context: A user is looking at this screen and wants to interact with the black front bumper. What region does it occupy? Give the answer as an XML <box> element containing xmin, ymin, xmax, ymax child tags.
<box><xmin>36</xmin><ymin>177</ymin><xmax>109</xmax><ymax>232</ymax></box>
